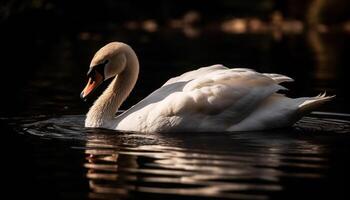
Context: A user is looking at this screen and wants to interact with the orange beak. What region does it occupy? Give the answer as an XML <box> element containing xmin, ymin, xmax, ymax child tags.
<box><xmin>80</xmin><ymin>72</ymin><xmax>104</xmax><ymax>100</ymax></box>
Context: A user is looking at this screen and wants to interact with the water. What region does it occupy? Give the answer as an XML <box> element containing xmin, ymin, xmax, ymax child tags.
<box><xmin>2</xmin><ymin>3</ymin><xmax>350</xmax><ymax>199</ymax></box>
<box><xmin>3</xmin><ymin>112</ymin><xmax>350</xmax><ymax>200</ymax></box>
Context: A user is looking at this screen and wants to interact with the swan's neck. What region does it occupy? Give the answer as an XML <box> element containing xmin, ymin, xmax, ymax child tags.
<box><xmin>85</xmin><ymin>47</ymin><xmax>139</xmax><ymax>128</ymax></box>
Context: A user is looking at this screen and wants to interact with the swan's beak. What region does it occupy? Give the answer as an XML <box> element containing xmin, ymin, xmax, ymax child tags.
<box><xmin>81</xmin><ymin>72</ymin><xmax>103</xmax><ymax>100</ymax></box>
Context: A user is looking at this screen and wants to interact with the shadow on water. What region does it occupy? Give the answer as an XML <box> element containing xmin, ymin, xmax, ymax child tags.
<box><xmin>4</xmin><ymin>112</ymin><xmax>349</xmax><ymax>200</ymax></box>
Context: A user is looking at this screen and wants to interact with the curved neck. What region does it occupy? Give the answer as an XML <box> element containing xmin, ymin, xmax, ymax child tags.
<box><xmin>85</xmin><ymin>45</ymin><xmax>139</xmax><ymax>128</ymax></box>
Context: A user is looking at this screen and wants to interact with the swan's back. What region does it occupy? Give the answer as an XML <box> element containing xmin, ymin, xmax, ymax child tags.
<box><xmin>114</xmin><ymin>65</ymin><xmax>333</xmax><ymax>132</ymax></box>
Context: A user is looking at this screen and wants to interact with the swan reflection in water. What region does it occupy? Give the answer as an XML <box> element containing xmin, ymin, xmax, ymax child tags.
<box><xmin>83</xmin><ymin>129</ymin><xmax>328</xmax><ymax>200</ymax></box>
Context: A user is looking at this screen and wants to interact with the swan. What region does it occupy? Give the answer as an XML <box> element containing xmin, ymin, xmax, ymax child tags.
<box><xmin>81</xmin><ymin>42</ymin><xmax>334</xmax><ymax>133</ymax></box>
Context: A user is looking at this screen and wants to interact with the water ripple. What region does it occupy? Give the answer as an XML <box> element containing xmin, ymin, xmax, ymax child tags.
<box><xmin>9</xmin><ymin>112</ymin><xmax>350</xmax><ymax>199</ymax></box>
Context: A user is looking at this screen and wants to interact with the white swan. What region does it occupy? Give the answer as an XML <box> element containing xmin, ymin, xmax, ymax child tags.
<box><xmin>81</xmin><ymin>42</ymin><xmax>334</xmax><ymax>133</ymax></box>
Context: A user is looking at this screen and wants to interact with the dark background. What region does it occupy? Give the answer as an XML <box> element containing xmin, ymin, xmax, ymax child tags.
<box><xmin>1</xmin><ymin>0</ymin><xmax>350</xmax><ymax>117</ymax></box>
<box><xmin>1</xmin><ymin>1</ymin><xmax>350</xmax><ymax>200</ymax></box>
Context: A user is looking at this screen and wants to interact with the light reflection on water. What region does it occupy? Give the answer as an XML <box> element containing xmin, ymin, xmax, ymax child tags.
<box><xmin>15</xmin><ymin>112</ymin><xmax>350</xmax><ymax>199</ymax></box>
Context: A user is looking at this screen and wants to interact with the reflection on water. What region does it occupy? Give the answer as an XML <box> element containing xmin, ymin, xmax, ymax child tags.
<box><xmin>83</xmin><ymin>136</ymin><xmax>320</xmax><ymax>200</ymax></box>
<box><xmin>12</xmin><ymin>112</ymin><xmax>350</xmax><ymax>199</ymax></box>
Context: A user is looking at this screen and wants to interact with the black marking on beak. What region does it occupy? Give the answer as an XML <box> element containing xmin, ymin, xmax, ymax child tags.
<box><xmin>87</xmin><ymin>60</ymin><xmax>109</xmax><ymax>80</ymax></box>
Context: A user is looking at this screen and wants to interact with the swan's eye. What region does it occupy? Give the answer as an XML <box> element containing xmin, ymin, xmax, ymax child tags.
<box><xmin>87</xmin><ymin>70</ymin><xmax>97</xmax><ymax>80</ymax></box>
<box><xmin>87</xmin><ymin>60</ymin><xmax>107</xmax><ymax>80</ymax></box>
<box><xmin>87</xmin><ymin>68</ymin><xmax>96</xmax><ymax>78</ymax></box>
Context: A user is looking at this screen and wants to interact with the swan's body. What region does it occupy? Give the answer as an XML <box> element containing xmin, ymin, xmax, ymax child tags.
<box><xmin>81</xmin><ymin>42</ymin><xmax>333</xmax><ymax>133</ymax></box>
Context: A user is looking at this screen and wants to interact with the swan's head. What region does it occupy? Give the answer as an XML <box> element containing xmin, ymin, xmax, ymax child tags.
<box><xmin>81</xmin><ymin>42</ymin><xmax>128</xmax><ymax>99</ymax></box>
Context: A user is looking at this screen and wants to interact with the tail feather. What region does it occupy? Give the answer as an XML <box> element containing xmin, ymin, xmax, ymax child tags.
<box><xmin>298</xmin><ymin>93</ymin><xmax>335</xmax><ymax>114</ymax></box>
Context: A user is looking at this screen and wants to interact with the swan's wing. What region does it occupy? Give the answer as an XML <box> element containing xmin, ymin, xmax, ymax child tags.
<box><xmin>120</xmin><ymin>65</ymin><xmax>230</xmax><ymax>115</ymax></box>
<box><xmin>114</xmin><ymin>65</ymin><xmax>231</xmax><ymax>130</ymax></box>
<box><xmin>262</xmin><ymin>73</ymin><xmax>294</xmax><ymax>84</ymax></box>
<box><xmin>163</xmin><ymin>64</ymin><xmax>229</xmax><ymax>86</ymax></box>
<box><xmin>148</xmin><ymin>68</ymin><xmax>287</xmax><ymax>131</ymax></box>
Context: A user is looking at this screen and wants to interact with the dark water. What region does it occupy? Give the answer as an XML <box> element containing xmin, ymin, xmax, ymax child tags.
<box><xmin>3</xmin><ymin>112</ymin><xmax>350</xmax><ymax>200</ymax></box>
<box><xmin>2</xmin><ymin>6</ymin><xmax>350</xmax><ymax>199</ymax></box>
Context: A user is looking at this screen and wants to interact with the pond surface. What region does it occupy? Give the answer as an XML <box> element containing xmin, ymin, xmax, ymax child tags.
<box><xmin>3</xmin><ymin>112</ymin><xmax>350</xmax><ymax>200</ymax></box>
<box><xmin>2</xmin><ymin>14</ymin><xmax>350</xmax><ymax>200</ymax></box>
